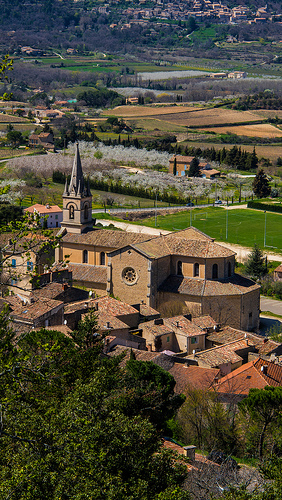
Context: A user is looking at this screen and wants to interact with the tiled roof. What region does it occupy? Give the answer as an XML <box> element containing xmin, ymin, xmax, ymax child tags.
<box><xmin>140</xmin><ymin>320</ymin><xmax>174</xmax><ymax>337</ymax></box>
<box><xmin>168</xmin><ymin>364</ymin><xmax>220</xmax><ymax>394</ymax></box>
<box><xmin>25</xmin><ymin>204</ymin><xmax>62</xmax><ymax>214</ymax></box>
<box><xmin>94</xmin><ymin>296</ymin><xmax>139</xmax><ymax>316</ymax></box>
<box><xmin>62</xmin><ymin>229</ymin><xmax>150</xmax><ymax>248</ymax></box>
<box><xmin>11</xmin><ymin>297</ymin><xmax>63</xmax><ymax>322</ymax></box>
<box><xmin>207</xmin><ymin>328</ymin><xmax>282</xmax><ymax>356</ymax></box>
<box><xmin>32</xmin><ymin>282</ymin><xmax>66</xmax><ymax>300</ymax></box>
<box><xmin>97</xmin><ymin>312</ymin><xmax>129</xmax><ymax>331</ymax></box>
<box><xmin>138</xmin><ymin>303</ymin><xmax>160</xmax><ymax>318</ymax></box>
<box><xmin>107</xmin><ymin>346</ymin><xmax>173</xmax><ymax>370</ymax></box>
<box><xmin>133</xmin><ymin>233</ymin><xmax>235</xmax><ymax>260</ymax></box>
<box><xmin>207</xmin><ymin>327</ymin><xmax>263</xmax><ymax>345</ymax></box>
<box><xmin>274</xmin><ymin>264</ymin><xmax>282</xmax><ymax>273</ymax></box>
<box><xmin>217</xmin><ymin>358</ymin><xmax>282</xmax><ymax>396</ymax></box>
<box><xmin>189</xmin><ymin>339</ymin><xmax>251</xmax><ymax>368</ymax></box>
<box><xmin>164</xmin><ymin>315</ymin><xmax>206</xmax><ymax>337</ymax></box>
<box><xmin>159</xmin><ymin>274</ymin><xmax>259</xmax><ymax>297</ymax></box>
<box><xmin>191</xmin><ymin>315</ymin><xmax>218</xmax><ymax>329</ymax></box>
<box><xmin>68</xmin><ymin>264</ymin><xmax>107</xmax><ymax>284</ymax></box>
<box><xmin>170</xmin><ymin>155</ymin><xmax>194</xmax><ymax>163</ymax></box>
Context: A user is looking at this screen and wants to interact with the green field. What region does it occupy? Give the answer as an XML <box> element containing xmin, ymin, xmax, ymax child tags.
<box><xmin>113</xmin><ymin>207</ymin><xmax>282</xmax><ymax>251</ymax></box>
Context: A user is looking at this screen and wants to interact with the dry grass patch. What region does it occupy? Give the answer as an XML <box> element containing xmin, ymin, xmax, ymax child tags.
<box><xmin>200</xmin><ymin>123</ymin><xmax>282</xmax><ymax>138</ymax></box>
<box><xmin>153</xmin><ymin>108</ymin><xmax>263</xmax><ymax>127</ymax></box>
<box><xmin>0</xmin><ymin>114</ymin><xmax>29</xmax><ymax>123</ymax></box>
<box><xmin>251</xmin><ymin>110</ymin><xmax>282</xmax><ymax>119</ymax></box>
<box><xmin>102</xmin><ymin>105</ymin><xmax>199</xmax><ymax>118</ymax></box>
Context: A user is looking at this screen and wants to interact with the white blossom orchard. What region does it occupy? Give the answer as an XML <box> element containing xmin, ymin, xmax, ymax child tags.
<box><xmin>5</xmin><ymin>141</ymin><xmax>221</xmax><ymax>201</ymax></box>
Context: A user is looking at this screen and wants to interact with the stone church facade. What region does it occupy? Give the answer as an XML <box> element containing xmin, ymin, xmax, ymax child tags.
<box><xmin>55</xmin><ymin>145</ymin><xmax>260</xmax><ymax>331</ymax></box>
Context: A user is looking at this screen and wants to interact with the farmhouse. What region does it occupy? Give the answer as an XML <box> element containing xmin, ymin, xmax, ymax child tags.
<box><xmin>54</xmin><ymin>144</ymin><xmax>260</xmax><ymax>331</ymax></box>
<box><xmin>168</xmin><ymin>155</ymin><xmax>220</xmax><ymax>179</ymax></box>
<box><xmin>29</xmin><ymin>131</ymin><xmax>55</xmax><ymax>151</ymax></box>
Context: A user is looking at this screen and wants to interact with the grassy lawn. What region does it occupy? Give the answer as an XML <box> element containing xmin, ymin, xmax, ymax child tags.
<box><xmin>120</xmin><ymin>207</ymin><xmax>282</xmax><ymax>251</ymax></box>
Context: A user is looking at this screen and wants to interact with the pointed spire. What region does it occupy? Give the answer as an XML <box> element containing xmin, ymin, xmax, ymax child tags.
<box><xmin>69</xmin><ymin>143</ymin><xmax>85</xmax><ymax>196</ymax></box>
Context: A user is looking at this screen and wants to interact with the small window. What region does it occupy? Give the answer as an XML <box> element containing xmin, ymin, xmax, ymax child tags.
<box><xmin>55</xmin><ymin>215</ymin><xmax>58</xmax><ymax>220</ymax></box>
<box><xmin>83</xmin><ymin>250</ymin><xmax>88</xmax><ymax>264</ymax></box>
<box><xmin>100</xmin><ymin>251</ymin><xmax>105</xmax><ymax>266</ymax></box>
<box><xmin>191</xmin><ymin>337</ymin><xmax>198</xmax><ymax>344</ymax></box>
<box><xmin>177</xmin><ymin>261</ymin><xmax>183</xmax><ymax>276</ymax></box>
<box><xmin>69</xmin><ymin>205</ymin><xmax>74</xmax><ymax>220</ymax></box>
<box><xmin>194</xmin><ymin>263</ymin><xmax>199</xmax><ymax>277</ymax></box>
<box><xmin>12</xmin><ymin>259</ymin><xmax>16</xmax><ymax>268</ymax></box>
<box><xmin>84</xmin><ymin>204</ymin><xmax>88</xmax><ymax>219</ymax></box>
<box><xmin>228</xmin><ymin>262</ymin><xmax>232</xmax><ymax>277</ymax></box>
<box><xmin>167</xmin><ymin>336</ymin><xmax>170</xmax><ymax>343</ymax></box>
<box><xmin>212</xmin><ymin>263</ymin><xmax>218</xmax><ymax>279</ymax></box>
<box><xmin>27</xmin><ymin>261</ymin><xmax>33</xmax><ymax>271</ymax></box>
<box><xmin>249</xmin><ymin>312</ymin><xmax>252</xmax><ymax>319</ymax></box>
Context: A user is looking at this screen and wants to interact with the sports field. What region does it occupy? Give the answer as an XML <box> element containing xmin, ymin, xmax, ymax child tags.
<box><xmin>138</xmin><ymin>207</ymin><xmax>282</xmax><ymax>251</ymax></box>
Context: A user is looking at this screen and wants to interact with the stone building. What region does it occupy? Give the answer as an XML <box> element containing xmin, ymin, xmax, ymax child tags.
<box><xmin>55</xmin><ymin>144</ymin><xmax>260</xmax><ymax>331</ymax></box>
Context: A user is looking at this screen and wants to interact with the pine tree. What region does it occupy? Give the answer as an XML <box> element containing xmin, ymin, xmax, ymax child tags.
<box><xmin>173</xmin><ymin>156</ymin><xmax>177</xmax><ymax>176</ymax></box>
<box><xmin>245</xmin><ymin>244</ymin><xmax>267</xmax><ymax>280</ymax></box>
<box><xmin>188</xmin><ymin>157</ymin><xmax>201</xmax><ymax>177</ymax></box>
<box><xmin>253</xmin><ymin>169</ymin><xmax>271</xmax><ymax>198</ymax></box>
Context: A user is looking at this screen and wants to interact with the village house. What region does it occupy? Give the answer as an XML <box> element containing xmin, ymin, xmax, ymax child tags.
<box><xmin>25</xmin><ymin>203</ymin><xmax>63</xmax><ymax>228</ymax></box>
<box><xmin>29</xmin><ymin>131</ymin><xmax>55</xmax><ymax>151</ymax></box>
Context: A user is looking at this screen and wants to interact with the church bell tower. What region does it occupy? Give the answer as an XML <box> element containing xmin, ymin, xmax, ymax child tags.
<box><xmin>61</xmin><ymin>143</ymin><xmax>93</xmax><ymax>234</ymax></box>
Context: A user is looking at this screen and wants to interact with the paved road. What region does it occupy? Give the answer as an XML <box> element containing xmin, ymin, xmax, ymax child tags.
<box><xmin>260</xmin><ymin>296</ymin><xmax>282</xmax><ymax>316</ymax></box>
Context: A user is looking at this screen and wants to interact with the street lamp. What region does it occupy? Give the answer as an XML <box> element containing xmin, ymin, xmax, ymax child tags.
<box><xmin>155</xmin><ymin>191</ymin><xmax>158</xmax><ymax>227</ymax></box>
<box><xmin>226</xmin><ymin>203</ymin><xmax>228</xmax><ymax>240</ymax></box>
<box><xmin>264</xmin><ymin>210</ymin><xmax>266</xmax><ymax>247</ymax></box>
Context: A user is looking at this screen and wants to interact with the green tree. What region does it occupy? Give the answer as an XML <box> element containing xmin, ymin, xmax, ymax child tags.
<box><xmin>0</xmin><ymin>55</ymin><xmax>13</xmax><ymax>100</ymax></box>
<box><xmin>245</xmin><ymin>244</ymin><xmax>267</xmax><ymax>280</ymax></box>
<box><xmin>252</xmin><ymin>169</ymin><xmax>271</xmax><ymax>198</ymax></box>
<box><xmin>239</xmin><ymin>386</ymin><xmax>282</xmax><ymax>458</ymax></box>
<box><xmin>6</xmin><ymin>130</ymin><xmax>24</xmax><ymax>147</ymax></box>
<box><xmin>0</xmin><ymin>311</ymin><xmax>188</xmax><ymax>499</ymax></box>
<box><xmin>173</xmin><ymin>156</ymin><xmax>177</xmax><ymax>176</ymax></box>
<box><xmin>188</xmin><ymin>157</ymin><xmax>201</xmax><ymax>177</ymax></box>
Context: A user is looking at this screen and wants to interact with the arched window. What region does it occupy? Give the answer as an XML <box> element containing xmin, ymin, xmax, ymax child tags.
<box><xmin>100</xmin><ymin>251</ymin><xmax>105</xmax><ymax>266</ymax></box>
<box><xmin>84</xmin><ymin>204</ymin><xmax>88</xmax><ymax>220</ymax></box>
<box><xmin>83</xmin><ymin>250</ymin><xmax>88</xmax><ymax>264</ymax></box>
<box><xmin>228</xmin><ymin>261</ymin><xmax>232</xmax><ymax>277</ymax></box>
<box><xmin>69</xmin><ymin>205</ymin><xmax>74</xmax><ymax>220</ymax></box>
<box><xmin>212</xmin><ymin>263</ymin><xmax>218</xmax><ymax>279</ymax></box>
<box><xmin>194</xmin><ymin>262</ymin><xmax>199</xmax><ymax>277</ymax></box>
<box><xmin>177</xmin><ymin>261</ymin><xmax>183</xmax><ymax>276</ymax></box>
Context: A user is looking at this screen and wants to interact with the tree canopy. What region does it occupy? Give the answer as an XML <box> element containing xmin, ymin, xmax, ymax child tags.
<box><xmin>253</xmin><ymin>169</ymin><xmax>271</xmax><ymax>198</ymax></box>
<box><xmin>0</xmin><ymin>307</ymin><xmax>188</xmax><ymax>499</ymax></box>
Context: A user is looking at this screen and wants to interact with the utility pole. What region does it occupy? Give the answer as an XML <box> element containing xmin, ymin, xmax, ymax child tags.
<box><xmin>155</xmin><ymin>191</ymin><xmax>158</xmax><ymax>227</ymax></box>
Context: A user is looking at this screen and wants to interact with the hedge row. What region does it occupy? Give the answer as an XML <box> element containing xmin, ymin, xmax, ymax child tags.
<box><xmin>247</xmin><ymin>201</ymin><xmax>282</xmax><ymax>213</ymax></box>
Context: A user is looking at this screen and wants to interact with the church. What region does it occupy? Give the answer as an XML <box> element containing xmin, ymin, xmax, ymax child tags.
<box><xmin>55</xmin><ymin>144</ymin><xmax>260</xmax><ymax>331</ymax></box>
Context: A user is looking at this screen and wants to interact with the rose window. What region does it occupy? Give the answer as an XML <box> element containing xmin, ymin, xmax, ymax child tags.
<box><xmin>122</xmin><ymin>267</ymin><xmax>137</xmax><ymax>284</ymax></box>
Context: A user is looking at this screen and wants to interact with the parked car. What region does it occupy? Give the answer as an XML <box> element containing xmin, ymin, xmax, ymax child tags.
<box><xmin>186</xmin><ymin>202</ymin><xmax>194</xmax><ymax>207</ymax></box>
<box><xmin>214</xmin><ymin>200</ymin><xmax>222</xmax><ymax>205</ymax></box>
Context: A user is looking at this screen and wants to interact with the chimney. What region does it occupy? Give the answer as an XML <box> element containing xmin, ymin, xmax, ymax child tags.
<box><xmin>106</xmin><ymin>321</ymin><xmax>111</xmax><ymax>329</ymax></box>
<box><xmin>147</xmin><ymin>343</ymin><xmax>152</xmax><ymax>352</ymax></box>
<box><xmin>176</xmin><ymin>321</ymin><xmax>180</xmax><ymax>328</ymax></box>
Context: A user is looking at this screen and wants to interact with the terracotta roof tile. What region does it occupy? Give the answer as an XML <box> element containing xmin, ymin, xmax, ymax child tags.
<box><xmin>188</xmin><ymin>339</ymin><xmax>252</xmax><ymax>368</ymax></box>
<box><xmin>62</xmin><ymin>229</ymin><xmax>150</xmax><ymax>248</ymax></box>
<box><xmin>217</xmin><ymin>358</ymin><xmax>282</xmax><ymax>396</ymax></box>
<box><xmin>191</xmin><ymin>315</ymin><xmax>218</xmax><ymax>329</ymax></box>
<box><xmin>68</xmin><ymin>264</ymin><xmax>107</xmax><ymax>284</ymax></box>
<box><xmin>25</xmin><ymin>204</ymin><xmax>62</xmax><ymax>214</ymax></box>
<box><xmin>159</xmin><ymin>274</ymin><xmax>260</xmax><ymax>296</ymax></box>
<box><xmin>164</xmin><ymin>315</ymin><xmax>206</xmax><ymax>337</ymax></box>
<box><xmin>168</xmin><ymin>364</ymin><xmax>220</xmax><ymax>394</ymax></box>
